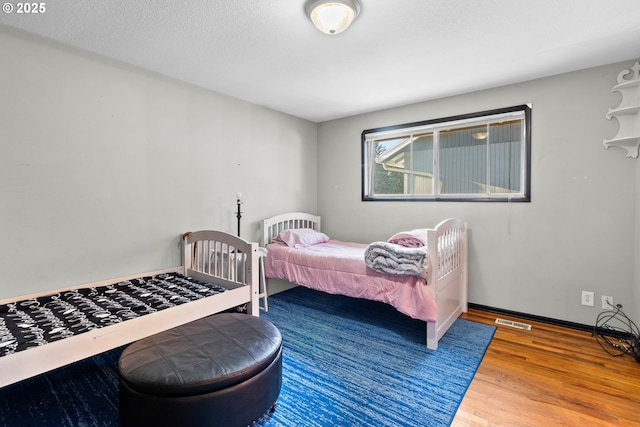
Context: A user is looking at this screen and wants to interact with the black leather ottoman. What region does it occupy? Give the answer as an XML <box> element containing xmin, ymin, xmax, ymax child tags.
<box><xmin>118</xmin><ymin>313</ymin><xmax>282</xmax><ymax>427</ymax></box>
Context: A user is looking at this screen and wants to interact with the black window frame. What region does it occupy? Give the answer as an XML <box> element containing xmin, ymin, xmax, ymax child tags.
<box><xmin>361</xmin><ymin>105</ymin><xmax>531</xmax><ymax>202</ymax></box>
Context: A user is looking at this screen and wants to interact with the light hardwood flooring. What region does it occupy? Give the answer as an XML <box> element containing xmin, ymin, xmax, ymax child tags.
<box><xmin>452</xmin><ymin>309</ymin><xmax>640</xmax><ymax>426</ymax></box>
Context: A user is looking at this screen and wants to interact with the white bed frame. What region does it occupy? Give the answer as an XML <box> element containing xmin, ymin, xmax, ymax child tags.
<box><xmin>260</xmin><ymin>212</ymin><xmax>468</xmax><ymax>350</ymax></box>
<box><xmin>0</xmin><ymin>230</ymin><xmax>259</xmax><ymax>388</ymax></box>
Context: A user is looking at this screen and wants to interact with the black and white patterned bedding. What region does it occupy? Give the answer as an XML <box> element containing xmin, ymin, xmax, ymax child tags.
<box><xmin>0</xmin><ymin>272</ymin><xmax>227</xmax><ymax>357</ymax></box>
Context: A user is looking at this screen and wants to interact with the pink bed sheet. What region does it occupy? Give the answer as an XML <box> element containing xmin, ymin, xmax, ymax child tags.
<box><xmin>263</xmin><ymin>240</ymin><xmax>438</xmax><ymax>323</ymax></box>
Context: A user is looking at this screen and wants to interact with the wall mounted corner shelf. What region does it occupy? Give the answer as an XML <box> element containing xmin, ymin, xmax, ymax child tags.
<box><xmin>603</xmin><ymin>60</ymin><xmax>640</xmax><ymax>158</ymax></box>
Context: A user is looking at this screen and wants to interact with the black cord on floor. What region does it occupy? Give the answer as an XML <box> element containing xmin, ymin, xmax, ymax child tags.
<box><xmin>594</xmin><ymin>304</ymin><xmax>640</xmax><ymax>363</ymax></box>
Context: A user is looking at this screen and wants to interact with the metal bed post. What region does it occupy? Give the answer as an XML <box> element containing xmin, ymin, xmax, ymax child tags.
<box><xmin>236</xmin><ymin>192</ymin><xmax>242</xmax><ymax>237</ymax></box>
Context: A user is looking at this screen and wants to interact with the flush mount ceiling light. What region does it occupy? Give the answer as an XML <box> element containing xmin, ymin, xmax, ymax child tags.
<box><xmin>305</xmin><ymin>0</ymin><xmax>361</xmax><ymax>35</ymax></box>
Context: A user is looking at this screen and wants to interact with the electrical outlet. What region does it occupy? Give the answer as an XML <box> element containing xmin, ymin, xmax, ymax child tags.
<box><xmin>602</xmin><ymin>295</ymin><xmax>614</xmax><ymax>309</ymax></box>
<box><xmin>581</xmin><ymin>291</ymin><xmax>594</xmax><ymax>306</ymax></box>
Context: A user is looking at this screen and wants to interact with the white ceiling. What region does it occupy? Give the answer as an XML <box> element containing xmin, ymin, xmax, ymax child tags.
<box><xmin>2</xmin><ymin>0</ymin><xmax>640</xmax><ymax>122</ymax></box>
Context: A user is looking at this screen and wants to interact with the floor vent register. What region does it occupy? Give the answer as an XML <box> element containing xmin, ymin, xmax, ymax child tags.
<box><xmin>495</xmin><ymin>318</ymin><xmax>532</xmax><ymax>331</ymax></box>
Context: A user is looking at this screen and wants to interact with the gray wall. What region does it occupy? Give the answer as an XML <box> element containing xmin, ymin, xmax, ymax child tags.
<box><xmin>2</xmin><ymin>24</ymin><xmax>637</xmax><ymax>327</ymax></box>
<box><xmin>316</xmin><ymin>61</ymin><xmax>638</xmax><ymax>326</ymax></box>
<box><xmin>0</xmin><ymin>26</ymin><xmax>317</xmax><ymax>299</ymax></box>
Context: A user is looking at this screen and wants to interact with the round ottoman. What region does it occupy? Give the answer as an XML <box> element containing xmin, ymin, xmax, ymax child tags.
<box><xmin>118</xmin><ymin>313</ymin><xmax>282</xmax><ymax>427</ymax></box>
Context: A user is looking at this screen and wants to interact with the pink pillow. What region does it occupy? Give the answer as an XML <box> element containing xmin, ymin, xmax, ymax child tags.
<box><xmin>273</xmin><ymin>228</ymin><xmax>330</xmax><ymax>248</ymax></box>
<box><xmin>387</xmin><ymin>231</ymin><xmax>427</xmax><ymax>248</ymax></box>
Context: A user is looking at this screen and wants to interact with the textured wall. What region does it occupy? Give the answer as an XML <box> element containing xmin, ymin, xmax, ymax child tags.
<box><xmin>316</xmin><ymin>60</ymin><xmax>637</xmax><ymax>325</ymax></box>
<box><xmin>0</xmin><ymin>27</ymin><xmax>317</xmax><ymax>299</ymax></box>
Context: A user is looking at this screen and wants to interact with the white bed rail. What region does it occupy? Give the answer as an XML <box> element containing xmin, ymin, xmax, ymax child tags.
<box><xmin>260</xmin><ymin>212</ymin><xmax>321</xmax><ymax>246</ymax></box>
<box><xmin>431</xmin><ymin>218</ymin><xmax>467</xmax><ymax>283</ymax></box>
<box><xmin>426</xmin><ymin>218</ymin><xmax>468</xmax><ymax>349</ymax></box>
<box><xmin>182</xmin><ymin>230</ymin><xmax>259</xmax><ymax>315</ymax></box>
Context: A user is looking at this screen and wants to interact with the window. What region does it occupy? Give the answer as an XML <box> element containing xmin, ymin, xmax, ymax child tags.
<box><xmin>362</xmin><ymin>105</ymin><xmax>531</xmax><ymax>201</ymax></box>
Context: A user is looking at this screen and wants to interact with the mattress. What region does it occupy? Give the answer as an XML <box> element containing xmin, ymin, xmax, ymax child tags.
<box><xmin>0</xmin><ymin>272</ymin><xmax>227</xmax><ymax>357</ymax></box>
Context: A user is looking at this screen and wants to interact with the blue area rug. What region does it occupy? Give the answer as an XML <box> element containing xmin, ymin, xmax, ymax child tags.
<box><xmin>0</xmin><ymin>346</ymin><xmax>123</xmax><ymax>426</ymax></box>
<box><xmin>0</xmin><ymin>287</ymin><xmax>494</xmax><ymax>427</ymax></box>
<box><xmin>257</xmin><ymin>287</ymin><xmax>495</xmax><ymax>427</ymax></box>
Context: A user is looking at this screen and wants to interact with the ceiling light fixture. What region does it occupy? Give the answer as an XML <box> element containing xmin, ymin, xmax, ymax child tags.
<box><xmin>305</xmin><ymin>0</ymin><xmax>361</xmax><ymax>35</ymax></box>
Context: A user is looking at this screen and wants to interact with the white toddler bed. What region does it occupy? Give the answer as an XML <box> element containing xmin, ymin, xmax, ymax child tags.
<box><xmin>260</xmin><ymin>212</ymin><xmax>468</xmax><ymax>350</ymax></box>
<box><xmin>0</xmin><ymin>230</ymin><xmax>259</xmax><ymax>388</ymax></box>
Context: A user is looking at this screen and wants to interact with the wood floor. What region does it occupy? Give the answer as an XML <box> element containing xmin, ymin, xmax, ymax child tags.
<box><xmin>452</xmin><ymin>309</ymin><xmax>640</xmax><ymax>427</ymax></box>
